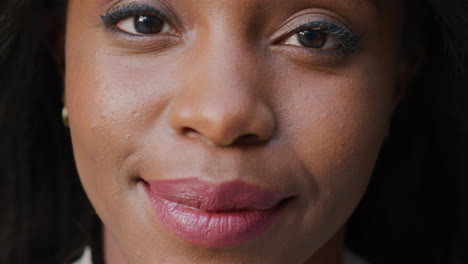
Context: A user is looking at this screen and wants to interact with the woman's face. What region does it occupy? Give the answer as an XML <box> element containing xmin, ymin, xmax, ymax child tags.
<box><xmin>65</xmin><ymin>0</ymin><xmax>405</xmax><ymax>263</ymax></box>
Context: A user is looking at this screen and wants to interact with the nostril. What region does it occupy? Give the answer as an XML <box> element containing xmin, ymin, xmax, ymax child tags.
<box><xmin>181</xmin><ymin>127</ymin><xmax>199</xmax><ymax>137</ymax></box>
<box><xmin>180</xmin><ymin>127</ymin><xmax>260</xmax><ymax>146</ymax></box>
<box><xmin>235</xmin><ymin>134</ymin><xmax>260</xmax><ymax>144</ymax></box>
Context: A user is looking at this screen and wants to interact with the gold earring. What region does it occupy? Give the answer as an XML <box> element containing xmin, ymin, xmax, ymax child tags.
<box><xmin>62</xmin><ymin>107</ymin><xmax>69</xmax><ymax>127</ymax></box>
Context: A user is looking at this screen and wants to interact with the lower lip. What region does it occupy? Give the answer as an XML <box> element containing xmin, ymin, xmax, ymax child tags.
<box><xmin>144</xmin><ymin>184</ymin><xmax>286</xmax><ymax>248</ymax></box>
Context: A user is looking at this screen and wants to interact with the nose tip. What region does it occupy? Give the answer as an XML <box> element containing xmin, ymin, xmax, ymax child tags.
<box><xmin>169</xmin><ymin>100</ymin><xmax>276</xmax><ymax>148</ymax></box>
<box><xmin>166</xmin><ymin>30</ymin><xmax>277</xmax><ymax>148</ymax></box>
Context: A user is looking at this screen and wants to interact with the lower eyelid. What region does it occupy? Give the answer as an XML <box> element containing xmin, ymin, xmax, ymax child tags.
<box><xmin>270</xmin><ymin>45</ymin><xmax>351</xmax><ymax>67</ymax></box>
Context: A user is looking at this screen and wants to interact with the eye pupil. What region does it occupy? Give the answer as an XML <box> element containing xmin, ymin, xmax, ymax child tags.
<box><xmin>134</xmin><ymin>15</ymin><xmax>164</xmax><ymax>34</ymax></box>
<box><xmin>298</xmin><ymin>30</ymin><xmax>327</xmax><ymax>48</ymax></box>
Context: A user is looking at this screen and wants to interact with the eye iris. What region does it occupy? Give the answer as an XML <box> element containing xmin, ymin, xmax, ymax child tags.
<box><xmin>134</xmin><ymin>15</ymin><xmax>164</xmax><ymax>34</ymax></box>
<box><xmin>297</xmin><ymin>30</ymin><xmax>327</xmax><ymax>48</ymax></box>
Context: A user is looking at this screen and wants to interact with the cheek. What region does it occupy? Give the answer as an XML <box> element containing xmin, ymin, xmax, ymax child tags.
<box><xmin>64</xmin><ymin>45</ymin><xmax>180</xmax><ymax>215</ymax></box>
<box><xmin>275</xmin><ymin>63</ymin><xmax>394</xmax><ymax>234</ymax></box>
<box><xmin>290</xmin><ymin>71</ymin><xmax>392</xmax><ymax>176</ymax></box>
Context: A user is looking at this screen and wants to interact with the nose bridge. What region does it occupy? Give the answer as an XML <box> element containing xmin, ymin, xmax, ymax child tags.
<box><xmin>196</xmin><ymin>19</ymin><xmax>260</xmax><ymax>91</ymax></box>
<box><xmin>167</xmin><ymin>26</ymin><xmax>276</xmax><ymax>147</ymax></box>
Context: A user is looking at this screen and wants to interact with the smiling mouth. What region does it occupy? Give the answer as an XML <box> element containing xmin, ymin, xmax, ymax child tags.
<box><xmin>142</xmin><ymin>178</ymin><xmax>293</xmax><ymax>247</ymax></box>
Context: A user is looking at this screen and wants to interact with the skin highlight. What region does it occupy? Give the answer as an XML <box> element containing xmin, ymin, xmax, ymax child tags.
<box><xmin>64</xmin><ymin>0</ymin><xmax>408</xmax><ymax>263</ymax></box>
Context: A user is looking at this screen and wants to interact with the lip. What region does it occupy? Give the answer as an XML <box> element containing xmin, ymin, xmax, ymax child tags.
<box><xmin>143</xmin><ymin>178</ymin><xmax>290</xmax><ymax>247</ymax></box>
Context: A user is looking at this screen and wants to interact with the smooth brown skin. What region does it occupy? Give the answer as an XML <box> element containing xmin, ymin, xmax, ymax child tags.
<box><xmin>64</xmin><ymin>0</ymin><xmax>408</xmax><ymax>263</ymax></box>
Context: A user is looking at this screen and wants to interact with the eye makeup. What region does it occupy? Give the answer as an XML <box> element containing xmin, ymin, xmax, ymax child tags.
<box><xmin>100</xmin><ymin>2</ymin><xmax>362</xmax><ymax>59</ymax></box>
<box><xmin>286</xmin><ymin>21</ymin><xmax>361</xmax><ymax>54</ymax></box>
<box><xmin>101</xmin><ymin>2</ymin><xmax>171</xmax><ymax>28</ymax></box>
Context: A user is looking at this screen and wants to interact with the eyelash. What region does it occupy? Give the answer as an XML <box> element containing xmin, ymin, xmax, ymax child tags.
<box><xmin>101</xmin><ymin>4</ymin><xmax>361</xmax><ymax>55</ymax></box>
<box><xmin>101</xmin><ymin>3</ymin><xmax>171</xmax><ymax>30</ymax></box>
<box><xmin>282</xmin><ymin>21</ymin><xmax>361</xmax><ymax>55</ymax></box>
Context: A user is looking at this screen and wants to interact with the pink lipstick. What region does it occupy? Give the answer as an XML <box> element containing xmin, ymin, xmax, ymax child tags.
<box><xmin>143</xmin><ymin>178</ymin><xmax>289</xmax><ymax>247</ymax></box>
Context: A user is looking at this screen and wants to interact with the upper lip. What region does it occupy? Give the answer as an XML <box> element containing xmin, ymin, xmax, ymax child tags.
<box><xmin>144</xmin><ymin>178</ymin><xmax>290</xmax><ymax>212</ymax></box>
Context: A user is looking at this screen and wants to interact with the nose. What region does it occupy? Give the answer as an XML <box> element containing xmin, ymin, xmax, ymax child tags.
<box><xmin>167</xmin><ymin>41</ymin><xmax>276</xmax><ymax>148</ymax></box>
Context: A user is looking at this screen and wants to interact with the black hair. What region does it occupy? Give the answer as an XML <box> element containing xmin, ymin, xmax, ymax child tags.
<box><xmin>0</xmin><ymin>0</ymin><xmax>467</xmax><ymax>263</ymax></box>
<box><xmin>0</xmin><ymin>1</ymin><xmax>101</xmax><ymax>263</ymax></box>
<box><xmin>347</xmin><ymin>1</ymin><xmax>468</xmax><ymax>263</ymax></box>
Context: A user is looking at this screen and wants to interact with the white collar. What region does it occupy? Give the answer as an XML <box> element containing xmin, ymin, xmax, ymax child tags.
<box><xmin>73</xmin><ymin>247</ymin><xmax>93</xmax><ymax>264</ymax></box>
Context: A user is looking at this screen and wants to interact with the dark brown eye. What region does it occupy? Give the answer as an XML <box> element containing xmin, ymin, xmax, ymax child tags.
<box><xmin>297</xmin><ymin>30</ymin><xmax>327</xmax><ymax>48</ymax></box>
<box><xmin>284</xmin><ymin>29</ymin><xmax>341</xmax><ymax>50</ymax></box>
<box><xmin>115</xmin><ymin>15</ymin><xmax>171</xmax><ymax>35</ymax></box>
<box><xmin>134</xmin><ymin>16</ymin><xmax>165</xmax><ymax>34</ymax></box>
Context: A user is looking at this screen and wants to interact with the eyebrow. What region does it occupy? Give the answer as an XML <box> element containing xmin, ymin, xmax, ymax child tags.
<box><xmin>99</xmin><ymin>0</ymin><xmax>380</xmax><ymax>16</ymax></box>
<box><xmin>99</xmin><ymin>0</ymin><xmax>379</xmax><ymax>9</ymax></box>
